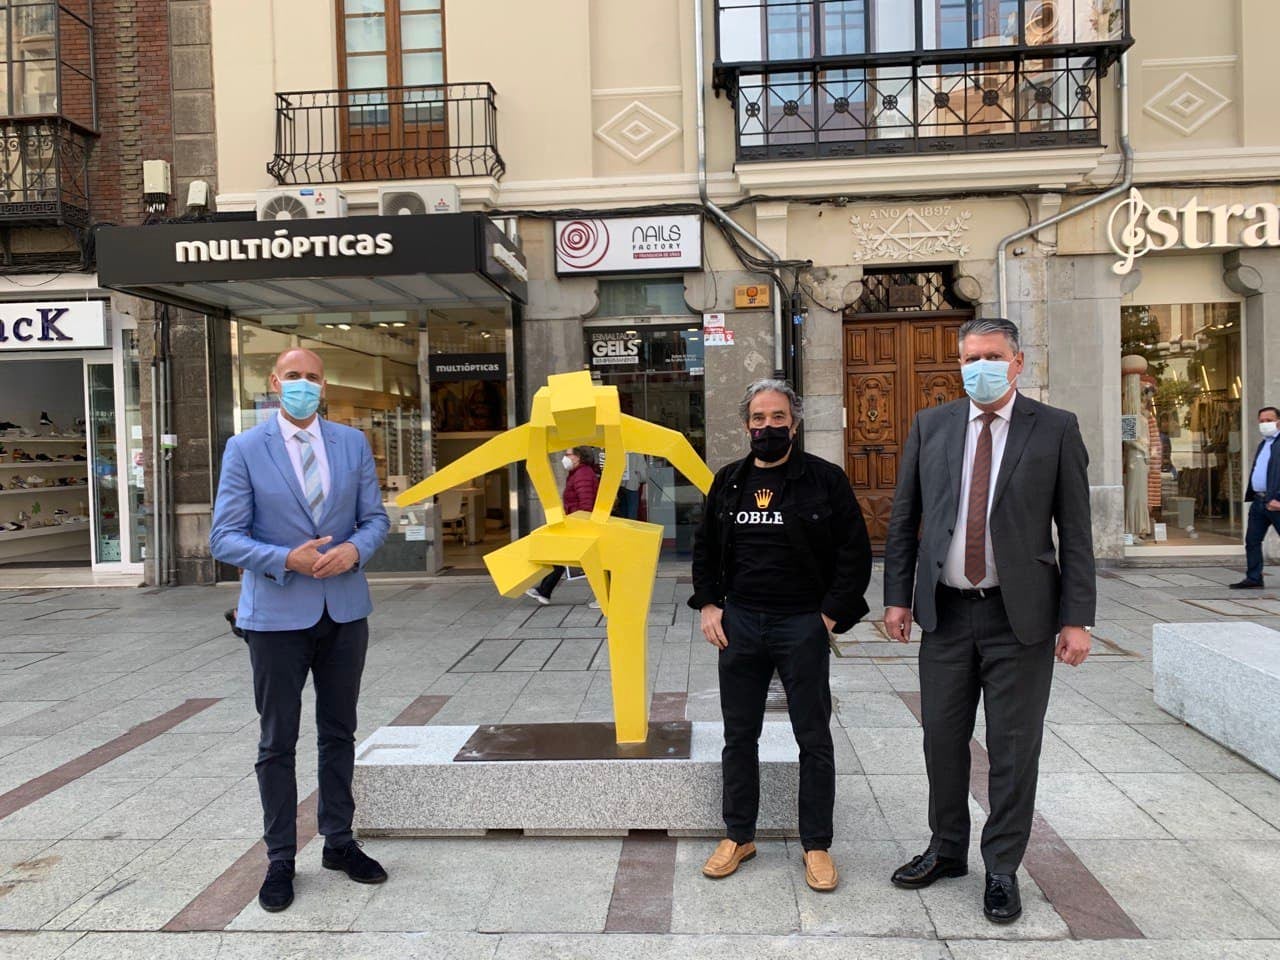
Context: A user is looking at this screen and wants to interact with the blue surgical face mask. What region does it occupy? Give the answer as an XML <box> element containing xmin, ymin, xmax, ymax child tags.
<box><xmin>279</xmin><ymin>379</ymin><xmax>322</xmax><ymax>419</ymax></box>
<box><xmin>962</xmin><ymin>360</ymin><xmax>1013</xmax><ymax>406</ymax></box>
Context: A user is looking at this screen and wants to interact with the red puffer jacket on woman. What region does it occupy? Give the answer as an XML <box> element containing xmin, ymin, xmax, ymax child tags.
<box><xmin>563</xmin><ymin>462</ymin><xmax>600</xmax><ymax>514</ymax></box>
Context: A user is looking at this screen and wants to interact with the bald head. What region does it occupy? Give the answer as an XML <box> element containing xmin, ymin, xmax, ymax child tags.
<box><xmin>269</xmin><ymin>347</ymin><xmax>326</xmax><ymax>418</ymax></box>
<box><xmin>273</xmin><ymin>348</ymin><xmax>324</xmax><ymax>379</ymax></box>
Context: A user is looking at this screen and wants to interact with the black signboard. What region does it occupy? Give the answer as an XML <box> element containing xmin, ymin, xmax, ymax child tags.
<box><xmin>96</xmin><ymin>213</ymin><xmax>528</xmax><ymax>304</ymax></box>
<box><xmin>428</xmin><ymin>353</ymin><xmax>507</xmax><ymax>382</ymax></box>
<box><xmin>585</xmin><ymin>326</ymin><xmax>703</xmax><ymax>376</ymax></box>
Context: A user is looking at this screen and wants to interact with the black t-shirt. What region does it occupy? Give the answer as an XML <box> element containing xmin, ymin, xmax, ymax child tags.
<box><xmin>728</xmin><ymin>463</ymin><xmax>825</xmax><ymax>614</ymax></box>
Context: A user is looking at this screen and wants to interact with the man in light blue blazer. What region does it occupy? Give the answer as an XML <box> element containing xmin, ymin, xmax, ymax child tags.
<box><xmin>211</xmin><ymin>347</ymin><xmax>389</xmax><ymax>913</ymax></box>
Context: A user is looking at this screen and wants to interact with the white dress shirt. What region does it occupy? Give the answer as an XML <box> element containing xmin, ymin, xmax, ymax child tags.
<box><xmin>940</xmin><ymin>393</ymin><xmax>1017</xmax><ymax>589</ymax></box>
<box><xmin>1252</xmin><ymin>436</ymin><xmax>1275</xmax><ymax>494</ymax></box>
<box><xmin>277</xmin><ymin>411</ymin><xmax>331</xmax><ymax>499</ymax></box>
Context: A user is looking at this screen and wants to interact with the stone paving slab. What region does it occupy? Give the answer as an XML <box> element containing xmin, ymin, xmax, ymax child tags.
<box><xmin>0</xmin><ymin>564</ymin><xmax>1277</xmax><ymax>954</ymax></box>
<box><xmin>1070</xmin><ymin>839</ymin><xmax>1280</xmax><ymax>939</ymax></box>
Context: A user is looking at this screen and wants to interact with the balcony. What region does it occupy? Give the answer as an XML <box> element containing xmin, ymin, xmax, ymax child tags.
<box><xmin>0</xmin><ymin>116</ymin><xmax>93</xmax><ymax>229</ymax></box>
<box><xmin>267</xmin><ymin>83</ymin><xmax>505</xmax><ymax>185</ymax></box>
<box><xmin>714</xmin><ymin>0</ymin><xmax>1132</xmax><ymax>161</ymax></box>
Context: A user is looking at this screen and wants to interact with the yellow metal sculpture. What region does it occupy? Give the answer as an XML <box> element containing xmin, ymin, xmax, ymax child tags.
<box><xmin>397</xmin><ymin>371</ymin><xmax>714</xmax><ymax>743</ymax></box>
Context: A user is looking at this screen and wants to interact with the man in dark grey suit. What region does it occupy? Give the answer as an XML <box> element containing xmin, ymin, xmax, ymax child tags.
<box><xmin>882</xmin><ymin>317</ymin><xmax>1095</xmax><ymax>924</ymax></box>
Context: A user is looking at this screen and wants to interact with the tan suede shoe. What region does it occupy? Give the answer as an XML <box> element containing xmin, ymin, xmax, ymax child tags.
<box><xmin>804</xmin><ymin>850</ymin><xmax>839</xmax><ymax>892</ymax></box>
<box><xmin>701</xmin><ymin>839</ymin><xmax>757</xmax><ymax>879</ymax></box>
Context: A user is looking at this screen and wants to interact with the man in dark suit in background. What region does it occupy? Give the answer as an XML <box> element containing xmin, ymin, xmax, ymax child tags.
<box><xmin>1231</xmin><ymin>405</ymin><xmax>1280</xmax><ymax>589</ymax></box>
<box><xmin>882</xmin><ymin>317</ymin><xmax>1096</xmax><ymax>924</ymax></box>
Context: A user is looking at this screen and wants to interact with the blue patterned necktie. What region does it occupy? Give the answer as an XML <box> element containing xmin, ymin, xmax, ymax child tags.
<box><xmin>295</xmin><ymin>431</ymin><xmax>326</xmax><ymax>523</ymax></box>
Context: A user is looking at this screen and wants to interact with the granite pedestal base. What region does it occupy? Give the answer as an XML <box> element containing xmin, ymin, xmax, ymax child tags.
<box><xmin>1153</xmin><ymin>621</ymin><xmax>1280</xmax><ymax>777</ymax></box>
<box><xmin>353</xmin><ymin>721</ymin><xmax>800</xmax><ymax>838</ymax></box>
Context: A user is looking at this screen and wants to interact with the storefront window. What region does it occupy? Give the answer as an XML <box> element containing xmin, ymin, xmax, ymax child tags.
<box><xmin>231</xmin><ymin>312</ymin><xmax>426</xmax><ymax>572</ymax></box>
<box><xmin>1119</xmin><ymin>302</ymin><xmax>1243</xmax><ymax>549</ymax></box>
<box><xmin>87</xmin><ymin>362</ymin><xmax>121</xmax><ymax>563</ymax></box>
<box><xmin>121</xmin><ymin>330</ymin><xmax>146</xmax><ymax>563</ymax></box>
<box><xmin>229</xmin><ymin>306</ymin><xmax>516</xmax><ymax>575</ymax></box>
<box><xmin>586</xmin><ymin>323</ymin><xmax>706</xmax><ymax>558</ymax></box>
<box><xmin>425</xmin><ymin>309</ymin><xmax>512</xmax><ymax>572</ymax></box>
<box><xmin>597</xmin><ymin>277</ymin><xmax>694</xmax><ymax>318</ymax></box>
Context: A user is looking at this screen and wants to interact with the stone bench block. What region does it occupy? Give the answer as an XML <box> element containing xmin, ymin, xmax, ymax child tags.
<box><xmin>353</xmin><ymin>722</ymin><xmax>800</xmax><ymax>837</ymax></box>
<box><xmin>1153</xmin><ymin>621</ymin><xmax>1280</xmax><ymax>778</ymax></box>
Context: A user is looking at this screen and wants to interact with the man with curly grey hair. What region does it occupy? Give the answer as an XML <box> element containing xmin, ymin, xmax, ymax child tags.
<box><xmin>690</xmin><ymin>378</ymin><xmax>872</xmax><ymax>892</ymax></box>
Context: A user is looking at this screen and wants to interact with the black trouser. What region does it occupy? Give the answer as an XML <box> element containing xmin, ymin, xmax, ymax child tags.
<box><xmin>718</xmin><ymin>603</ymin><xmax>834</xmax><ymax>851</ymax></box>
<box><xmin>246</xmin><ymin>610</ymin><xmax>369</xmax><ymax>862</ymax></box>
<box><xmin>918</xmin><ymin>586</ymin><xmax>1055</xmax><ymax>875</ymax></box>
<box><xmin>536</xmin><ymin>566</ymin><xmax>567</xmax><ymax>598</ymax></box>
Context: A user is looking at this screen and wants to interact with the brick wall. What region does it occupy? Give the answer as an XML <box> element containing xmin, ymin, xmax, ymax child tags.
<box><xmin>92</xmin><ymin>0</ymin><xmax>176</xmax><ymax>224</ymax></box>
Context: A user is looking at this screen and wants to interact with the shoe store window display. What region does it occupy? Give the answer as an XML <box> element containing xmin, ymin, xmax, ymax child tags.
<box><xmin>1231</xmin><ymin>406</ymin><xmax>1280</xmax><ymax>590</ymax></box>
<box><xmin>0</xmin><ymin>409</ymin><xmax>91</xmax><ymax>551</ymax></box>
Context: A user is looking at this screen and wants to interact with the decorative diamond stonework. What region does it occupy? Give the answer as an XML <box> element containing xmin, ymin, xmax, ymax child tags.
<box><xmin>1144</xmin><ymin>72</ymin><xmax>1230</xmax><ymax>137</ymax></box>
<box><xmin>595</xmin><ymin>100</ymin><xmax>680</xmax><ymax>163</ymax></box>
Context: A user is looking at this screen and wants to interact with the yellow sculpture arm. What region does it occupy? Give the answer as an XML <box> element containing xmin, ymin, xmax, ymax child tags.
<box><xmin>618</xmin><ymin>414</ymin><xmax>715</xmax><ymax>494</ymax></box>
<box><xmin>528</xmin><ymin>426</ymin><xmax>566</xmax><ymax>525</ymax></box>
<box><xmin>592</xmin><ymin>423</ymin><xmax>626</xmax><ymax>524</ymax></box>
<box><xmin>395</xmin><ymin>425</ymin><xmax>533</xmax><ymax>508</ymax></box>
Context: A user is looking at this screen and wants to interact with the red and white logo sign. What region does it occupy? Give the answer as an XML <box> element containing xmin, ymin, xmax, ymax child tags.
<box><xmin>557</xmin><ymin>219</ymin><xmax>611</xmax><ymax>271</ymax></box>
<box><xmin>555</xmin><ymin>215</ymin><xmax>702</xmax><ymax>275</ymax></box>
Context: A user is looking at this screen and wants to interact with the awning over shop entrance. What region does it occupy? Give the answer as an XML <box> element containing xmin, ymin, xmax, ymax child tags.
<box><xmin>96</xmin><ymin>213</ymin><xmax>527</xmax><ymax>317</ymax></box>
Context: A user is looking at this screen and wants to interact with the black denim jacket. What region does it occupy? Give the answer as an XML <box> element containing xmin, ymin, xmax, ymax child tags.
<box><xmin>688</xmin><ymin>450</ymin><xmax>872</xmax><ymax>633</ymax></box>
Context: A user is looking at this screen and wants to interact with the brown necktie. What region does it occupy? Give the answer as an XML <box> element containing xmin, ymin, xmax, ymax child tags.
<box><xmin>965</xmin><ymin>412</ymin><xmax>997</xmax><ymax>586</ymax></box>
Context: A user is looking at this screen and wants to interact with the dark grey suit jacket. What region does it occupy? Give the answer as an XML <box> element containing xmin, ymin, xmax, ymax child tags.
<box><xmin>882</xmin><ymin>393</ymin><xmax>1097</xmax><ymax>645</ymax></box>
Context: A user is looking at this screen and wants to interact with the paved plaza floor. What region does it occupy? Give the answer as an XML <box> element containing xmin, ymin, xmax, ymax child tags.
<box><xmin>0</xmin><ymin>564</ymin><xmax>1279</xmax><ymax>958</ymax></box>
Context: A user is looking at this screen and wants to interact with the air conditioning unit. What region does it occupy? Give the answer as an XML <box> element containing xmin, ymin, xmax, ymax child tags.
<box><xmin>256</xmin><ymin>187</ymin><xmax>348</xmax><ymax>221</ymax></box>
<box><xmin>379</xmin><ymin>184</ymin><xmax>460</xmax><ymax>216</ymax></box>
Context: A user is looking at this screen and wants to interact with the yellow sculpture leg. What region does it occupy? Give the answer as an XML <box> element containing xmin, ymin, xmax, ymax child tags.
<box><xmin>593</xmin><ymin>518</ymin><xmax>663</xmax><ymax>743</ymax></box>
<box><xmin>394</xmin><ymin>371</ymin><xmax>713</xmax><ymax>745</ymax></box>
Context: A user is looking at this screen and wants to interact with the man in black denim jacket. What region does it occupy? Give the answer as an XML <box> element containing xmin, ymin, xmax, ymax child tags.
<box><xmin>689</xmin><ymin>379</ymin><xmax>872</xmax><ymax>893</ymax></box>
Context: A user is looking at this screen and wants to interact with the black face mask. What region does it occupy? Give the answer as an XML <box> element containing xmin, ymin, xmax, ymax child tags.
<box><xmin>750</xmin><ymin>425</ymin><xmax>793</xmax><ymax>464</ymax></box>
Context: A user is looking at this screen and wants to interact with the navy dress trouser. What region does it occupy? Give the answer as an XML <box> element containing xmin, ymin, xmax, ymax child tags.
<box><xmin>246</xmin><ymin>610</ymin><xmax>369</xmax><ymax>862</ymax></box>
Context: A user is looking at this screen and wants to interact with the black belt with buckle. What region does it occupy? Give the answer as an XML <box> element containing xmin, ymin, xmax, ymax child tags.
<box><xmin>939</xmin><ymin>584</ymin><xmax>1002</xmax><ymax>601</ymax></box>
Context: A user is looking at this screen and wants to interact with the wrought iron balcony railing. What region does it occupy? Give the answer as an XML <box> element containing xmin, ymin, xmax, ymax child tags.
<box><xmin>267</xmin><ymin>82</ymin><xmax>505</xmax><ymax>185</ymax></box>
<box><xmin>732</xmin><ymin>57</ymin><xmax>1104</xmax><ymax>160</ymax></box>
<box><xmin>714</xmin><ymin>0</ymin><xmax>1131</xmax><ymax>161</ymax></box>
<box><xmin>0</xmin><ymin>116</ymin><xmax>92</xmax><ymax>228</ymax></box>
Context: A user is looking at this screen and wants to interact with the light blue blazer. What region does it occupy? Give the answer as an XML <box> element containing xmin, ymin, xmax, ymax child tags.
<box><xmin>210</xmin><ymin>417</ymin><xmax>390</xmax><ymax>632</ymax></box>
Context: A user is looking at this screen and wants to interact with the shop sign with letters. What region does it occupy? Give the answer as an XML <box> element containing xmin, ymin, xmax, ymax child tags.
<box><xmin>175</xmin><ymin>228</ymin><xmax>394</xmax><ymax>263</ymax></box>
<box><xmin>1110</xmin><ymin>187</ymin><xmax>1280</xmax><ymax>276</ymax></box>
<box><xmin>555</xmin><ymin>215</ymin><xmax>702</xmax><ymax>275</ymax></box>
<box><xmin>0</xmin><ymin>301</ymin><xmax>107</xmax><ymax>351</ymax></box>
<box><xmin>587</xmin><ymin>329</ymin><xmax>642</xmax><ymax>367</ymax></box>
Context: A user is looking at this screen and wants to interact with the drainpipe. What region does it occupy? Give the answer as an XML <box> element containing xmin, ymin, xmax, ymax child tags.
<box><xmin>996</xmin><ymin>53</ymin><xmax>1132</xmax><ymax>319</ymax></box>
<box><xmin>693</xmin><ymin>0</ymin><xmax>788</xmax><ymax>377</ymax></box>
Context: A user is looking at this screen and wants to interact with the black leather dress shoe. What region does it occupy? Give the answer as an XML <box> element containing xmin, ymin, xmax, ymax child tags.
<box><xmin>258</xmin><ymin>860</ymin><xmax>295</xmax><ymax>912</ymax></box>
<box><xmin>891</xmin><ymin>849</ymin><xmax>968</xmax><ymax>889</ymax></box>
<box><xmin>984</xmin><ymin>872</ymin><xmax>1022</xmax><ymax>923</ymax></box>
<box><xmin>322</xmin><ymin>840</ymin><xmax>388</xmax><ymax>883</ymax></box>
<box><xmin>1229</xmin><ymin>579</ymin><xmax>1265</xmax><ymax>590</ymax></box>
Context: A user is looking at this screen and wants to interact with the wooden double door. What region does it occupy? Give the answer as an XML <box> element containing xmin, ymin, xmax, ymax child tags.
<box><xmin>844</xmin><ymin>312</ymin><xmax>969</xmax><ymax>550</ymax></box>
